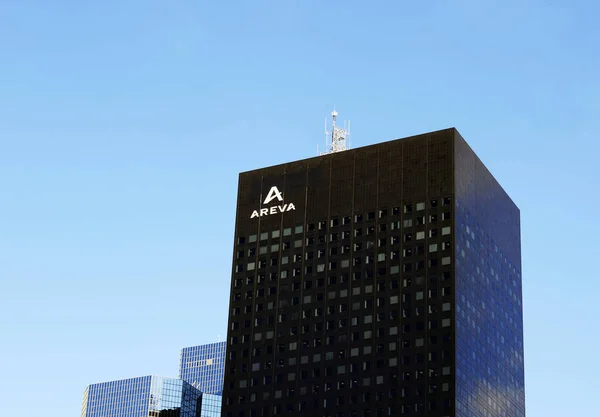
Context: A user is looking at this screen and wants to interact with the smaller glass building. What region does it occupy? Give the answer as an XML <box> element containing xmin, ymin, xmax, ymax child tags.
<box><xmin>81</xmin><ymin>375</ymin><xmax>201</xmax><ymax>417</ymax></box>
<box><xmin>197</xmin><ymin>393</ymin><xmax>222</xmax><ymax>417</ymax></box>
<box><xmin>179</xmin><ymin>342</ymin><xmax>226</xmax><ymax>395</ymax></box>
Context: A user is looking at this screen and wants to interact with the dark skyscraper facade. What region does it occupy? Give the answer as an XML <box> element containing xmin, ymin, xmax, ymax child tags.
<box><xmin>223</xmin><ymin>128</ymin><xmax>525</xmax><ymax>417</ymax></box>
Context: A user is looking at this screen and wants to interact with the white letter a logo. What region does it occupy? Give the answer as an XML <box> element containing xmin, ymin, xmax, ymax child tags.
<box><xmin>263</xmin><ymin>186</ymin><xmax>284</xmax><ymax>205</ymax></box>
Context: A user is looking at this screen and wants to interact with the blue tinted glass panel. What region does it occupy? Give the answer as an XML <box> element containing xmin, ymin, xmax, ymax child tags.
<box><xmin>179</xmin><ymin>342</ymin><xmax>226</xmax><ymax>395</ymax></box>
<box><xmin>454</xmin><ymin>135</ymin><xmax>525</xmax><ymax>417</ymax></box>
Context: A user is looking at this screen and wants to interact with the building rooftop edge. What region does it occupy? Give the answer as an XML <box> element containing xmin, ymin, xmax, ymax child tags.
<box><xmin>238</xmin><ymin>127</ymin><xmax>458</xmax><ymax>176</ymax></box>
<box><xmin>180</xmin><ymin>340</ymin><xmax>226</xmax><ymax>352</ymax></box>
<box><xmin>85</xmin><ymin>374</ymin><xmax>180</xmax><ymax>388</ymax></box>
<box><xmin>453</xmin><ymin>130</ymin><xmax>521</xmax><ymax>213</ymax></box>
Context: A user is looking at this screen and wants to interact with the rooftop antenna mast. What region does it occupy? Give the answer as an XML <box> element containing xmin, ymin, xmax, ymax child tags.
<box><xmin>320</xmin><ymin>108</ymin><xmax>350</xmax><ymax>155</ymax></box>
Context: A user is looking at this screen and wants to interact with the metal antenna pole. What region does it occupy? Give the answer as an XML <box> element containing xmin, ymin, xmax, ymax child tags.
<box><xmin>320</xmin><ymin>108</ymin><xmax>350</xmax><ymax>155</ymax></box>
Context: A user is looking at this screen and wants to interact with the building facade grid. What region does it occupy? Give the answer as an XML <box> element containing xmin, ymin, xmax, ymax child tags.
<box><xmin>224</xmin><ymin>130</ymin><xmax>457</xmax><ymax>417</ymax></box>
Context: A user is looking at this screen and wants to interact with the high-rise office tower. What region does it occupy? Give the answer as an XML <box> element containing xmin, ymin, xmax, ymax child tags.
<box><xmin>223</xmin><ymin>127</ymin><xmax>525</xmax><ymax>417</ymax></box>
<box><xmin>81</xmin><ymin>375</ymin><xmax>202</xmax><ymax>417</ymax></box>
<box><xmin>179</xmin><ymin>341</ymin><xmax>227</xmax><ymax>395</ymax></box>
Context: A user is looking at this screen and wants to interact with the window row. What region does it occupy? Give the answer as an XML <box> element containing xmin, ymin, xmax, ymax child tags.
<box><xmin>230</xmin><ymin>383</ymin><xmax>452</xmax><ymax>401</ymax></box>
<box><xmin>233</xmin><ymin>365</ymin><xmax>453</xmax><ymax>388</ymax></box>
<box><xmin>236</xmin><ymin>256</ymin><xmax>452</xmax><ymax>275</ymax></box>
<box><xmin>231</xmin><ymin>309</ymin><xmax>453</xmax><ymax>333</ymax></box>
<box><xmin>226</xmin><ymin>396</ymin><xmax>453</xmax><ymax>417</ymax></box>
<box><xmin>232</xmin><ymin>296</ymin><xmax>451</xmax><ymax>316</ymax></box>
<box><xmin>233</xmin><ymin>281</ymin><xmax>452</xmax><ymax>302</ymax></box>
<box><xmin>227</xmin><ymin>403</ymin><xmax>452</xmax><ymax>417</ymax></box>
<box><xmin>235</xmin><ymin>350</ymin><xmax>451</xmax><ymax>368</ymax></box>
<box><xmin>230</xmin><ymin>323</ymin><xmax>453</xmax><ymax>344</ymax></box>
<box><xmin>231</xmin><ymin>331</ymin><xmax>453</xmax><ymax>363</ymax></box>
<box><xmin>231</xmin><ymin>313</ymin><xmax>452</xmax><ymax>338</ymax></box>
<box><xmin>233</xmin><ymin>286</ymin><xmax>452</xmax><ymax>305</ymax></box>
<box><xmin>237</xmin><ymin>234</ymin><xmax>452</xmax><ymax>260</ymax></box>
<box><xmin>237</xmin><ymin>216</ymin><xmax>452</xmax><ymax>245</ymax></box>
<box><xmin>230</xmin><ymin>321</ymin><xmax>452</xmax><ymax>345</ymax></box>
<box><xmin>234</xmin><ymin>270</ymin><xmax>451</xmax><ymax>288</ymax></box>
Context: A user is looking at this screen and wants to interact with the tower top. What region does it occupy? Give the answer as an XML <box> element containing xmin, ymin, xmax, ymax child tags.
<box><xmin>320</xmin><ymin>108</ymin><xmax>350</xmax><ymax>155</ymax></box>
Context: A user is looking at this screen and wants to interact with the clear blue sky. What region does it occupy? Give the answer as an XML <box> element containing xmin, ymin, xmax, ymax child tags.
<box><xmin>0</xmin><ymin>1</ymin><xmax>598</xmax><ymax>416</ymax></box>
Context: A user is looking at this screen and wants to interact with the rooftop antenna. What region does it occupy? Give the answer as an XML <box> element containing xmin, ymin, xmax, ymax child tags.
<box><xmin>321</xmin><ymin>108</ymin><xmax>350</xmax><ymax>155</ymax></box>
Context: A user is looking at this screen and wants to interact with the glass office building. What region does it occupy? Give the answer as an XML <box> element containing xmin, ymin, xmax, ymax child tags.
<box><xmin>223</xmin><ymin>128</ymin><xmax>525</xmax><ymax>417</ymax></box>
<box><xmin>81</xmin><ymin>375</ymin><xmax>202</xmax><ymax>417</ymax></box>
<box><xmin>179</xmin><ymin>341</ymin><xmax>227</xmax><ymax>395</ymax></box>
<box><xmin>82</xmin><ymin>341</ymin><xmax>225</xmax><ymax>417</ymax></box>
